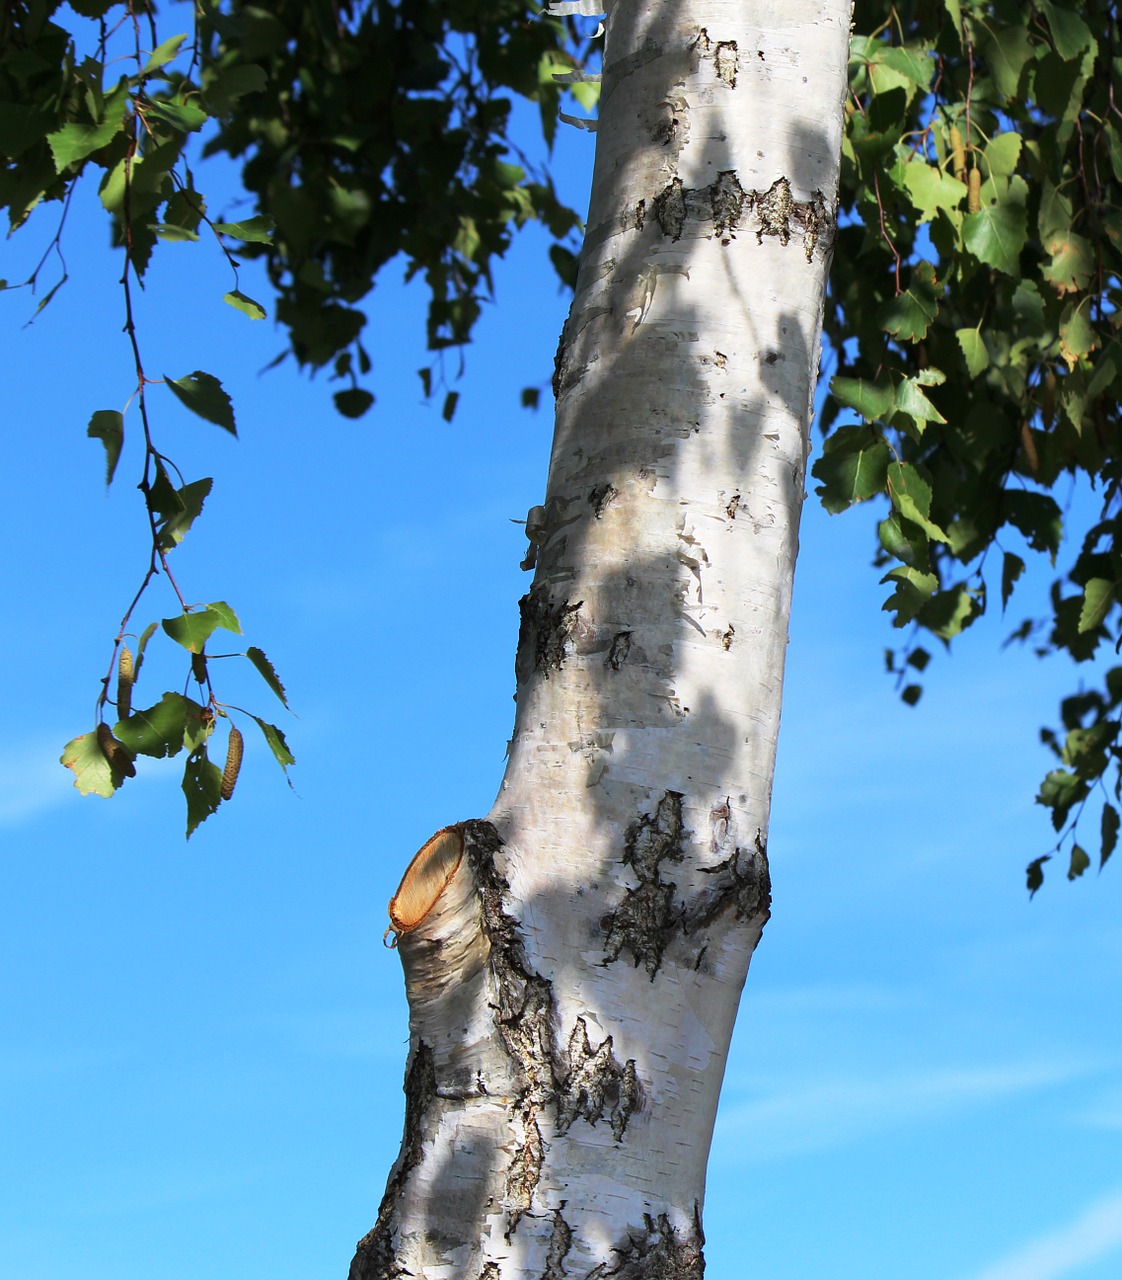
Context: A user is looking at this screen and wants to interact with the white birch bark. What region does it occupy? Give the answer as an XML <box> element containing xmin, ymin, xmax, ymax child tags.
<box><xmin>352</xmin><ymin>2</ymin><xmax>851</xmax><ymax>1276</ymax></box>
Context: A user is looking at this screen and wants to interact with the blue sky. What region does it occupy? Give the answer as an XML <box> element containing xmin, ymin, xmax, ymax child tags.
<box><xmin>2</xmin><ymin>35</ymin><xmax>1121</xmax><ymax>1280</ymax></box>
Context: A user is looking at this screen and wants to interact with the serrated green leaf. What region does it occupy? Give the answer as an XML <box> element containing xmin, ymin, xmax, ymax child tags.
<box><xmin>902</xmin><ymin>162</ymin><xmax>966</xmax><ymax>223</ymax></box>
<box><xmin>879</xmin><ymin>261</ymin><xmax>940</xmax><ymax>342</ymax></box>
<box><xmin>982</xmin><ymin>23</ymin><xmax>1034</xmax><ymax>99</ymax></box>
<box><xmin>87</xmin><ymin>410</ymin><xmax>124</xmax><ymax>486</ymax></box>
<box><xmin>442</xmin><ymin>391</ymin><xmax>460</xmax><ymax>422</ymax></box>
<box><xmin>158</xmin><ymin>478</ymin><xmax>212</xmax><ymax>550</ymax></box>
<box><xmin>246</xmin><ymin>646</ymin><xmax>291</xmax><ymax>709</ymax></box>
<box><xmin>955</xmin><ymin>328</ymin><xmax>989</xmax><ymax>377</ymax></box>
<box><xmin>811</xmin><ymin>430</ymin><xmax>890</xmax><ymax>514</ymax></box>
<box><xmin>142</xmin><ymin>34</ymin><xmax>187</xmax><ymax>75</ymax></box>
<box><xmin>252</xmin><ymin>716</ymin><xmax>295</xmax><ymax>782</ymax></box>
<box><xmin>164</xmin><ymin>370</ymin><xmax>236</xmax><ymax>434</ymax></box>
<box><xmin>1067</xmin><ymin>842</ymin><xmax>1091</xmax><ymax>880</ymax></box>
<box><xmin>1001</xmin><ymin>552</ymin><xmax>1025</xmax><ymax>612</ymax></box>
<box><xmin>143</xmin><ymin>97</ymin><xmax>208</xmax><ymax>134</ymax></box>
<box><xmin>1002</xmin><ymin>491</ymin><xmax>1063</xmax><ymax>559</ymax></box>
<box><xmin>334</xmin><ymin>388</ymin><xmax>375</xmax><ymax>418</ymax></box>
<box><xmin>202</xmin><ymin>64</ymin><xmax>268</xmax><ymax>116</ymax></box>
<box><xmin>1102</xmin><ymin>803</ymin><xmax>1119</xmax><ymax>869</ymax></box>
<box><xmin>223</xmin><ymin>289</ymin><xmax>267</xmax><ymax>320</ymax></box>
<box><xmin>183</xmin><ymin>747</ymin><xmax>223</xmax><ymax>837</ymax></box>
<box><xmin>162</xmin><ymin>602</ymin><xmax>242</xmax><ymax>654</ymax></box>
<box><xmin>886</xmin><ymin>462</ymin><xmax>949</xmax><ymax>543</ymax></box>
<box><xmin>830</xmin><ymin>376</ymin><xmax>896</xmax><ymax>422</ymax></box>
<box><xmin>61</xmin><ymin>730</ymin><xmax>129</xmax><ymax>797</ymax></box>
<box><xmin>1059</xmin><ymin>302</ymin><xmax>1099</xmax><ymax>369</ymax></box>
<box><xmin>983</xmin><ymin>132</ymin><xmax>1022</xmax><ymax>179</ymax></box>
<box><xmin>920</xmin><ymin>583</ymin><xmax>983</xmax><ymax>640</ymax></box>
<box><xmin>878</xmin><ymin>511</ymin><xmax>929</xmax><ymax>568</ymax></box>
<box><xmin>1078</xmin><ymin>578</ymin><xmax>1116</xmax><ymax>633</ymax></box>
<box><xmin>46</xmin><ymin>80</ymin><xmax>131</xmax><ymax>172</ymax></box>
<box><xmin>881</xmin><ymin>565</ymin><xmax>939</xmax><ymax>626</ymax></box>
<box><xmin>901</xmin><ymin>684</ymin><xmax>923</xmax><ymax>706</ymax></box>
<box><xmin>115</xmin><ymin>692</ymin><xmax>195</xmax><ymax>759</ymax></box>
<box><xmin>1026</xmin><ymin>854</ymin><xmax>1050</xmax><ymax>896</ymax></box>
<box><xmin>134</xmin><ymin>621</ymin><xmax>159</xmax><ymax>677</ymax></box>
<box><xmin>212</xmin><ymin>215</ymin><xmax>274</xmax><ymax>243</ymax></box>
<box><xmin>1038</xmin><ymin>1</ymin><xmax>1096</xmax><ymax>60</ymax></box>
<box><xmin>1037</xmin><ymin>768</ymin><xmax>1088</xmax><ymax>830</ymax></box>
<box><xmin>1042</xmin><ymin>230</ymin><xmax>1095</xmax><ymax>296</ymax></box>
<box><xmin>962</xmin><ymin>176</ymin><xmax>1028</xmax><ymax>275</ymax></box>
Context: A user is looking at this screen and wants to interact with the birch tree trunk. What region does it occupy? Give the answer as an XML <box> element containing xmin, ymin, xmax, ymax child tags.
<box><xmin>351</xmin><ymin>2</ymin><xmax>851</xmax><ymax>1275</ymax></box>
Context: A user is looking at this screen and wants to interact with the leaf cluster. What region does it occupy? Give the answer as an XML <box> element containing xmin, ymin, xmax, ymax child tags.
<box><xmin>818</xmin><ymin>0</ymin><xmax>1122</xmax><ymax>887</ymax></box>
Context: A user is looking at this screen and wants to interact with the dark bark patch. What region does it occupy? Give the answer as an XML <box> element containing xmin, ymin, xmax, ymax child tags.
<box><xmin>754</xmin><ymin>176</ymin><xmax>794</xmax><ymax>245</ymax></box>
<box><xmin>654</xmin><ymin>178</ymin><xmax>687</xmax><ymax>241</ymax></box>
<box><xmin>464</xmin><ymin>822</ymin><xmax>561</xmax><ymax>1230</ymax></box>
<box><xmin>603</xmin><ymin>793</ymin><xmax>688</xmax><ymax>978</ymax></box>
<box><xmin>691</xmin><ymin>828</ymin><xmax>772</xmax><ymax>934</ymax></box>
<box><xmin>518</xmin><ymin>588</ymin><xmax>584</xmax><ymax>679</ymax></box>
<box><xmin>556</xmin><ymin>1016</ymin><xmax>642</xmax><ymax>1140</ymax></box>
<box><xmin>709</xmin><ymin>170</ymin><xmax>746</xmax><ymax>241</ymax></box>
<box><xmin>589</xmin><ymin>482</ymin><xmax>618</xmax><ymax>516</ymax></box>
<box><xmin>606</xmin><ymin>631</ymin><xmax>632</xmax><ymax>670</ymax></box>
<box><xmin>587</xmin><ymin>1207</ymin><xmax>705</xmax><ymax>1280</ymax></box>
<box><xmin>542</xmin><ymin>1207</ymin><xmax>574</xmax><ymax>1280</ymax></box>
<box><xmin>348</xmin><ymin>1042</ymin><xmax>437</xmax><ymax>1280</ymax></box>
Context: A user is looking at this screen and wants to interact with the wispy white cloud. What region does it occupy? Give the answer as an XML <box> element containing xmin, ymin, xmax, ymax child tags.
<box><xmin>713</xmin><ymin>1058</ymin><xmax>1101</xmax><ymax>1163</ymax></box>
<box><xmin>964</xmin><ymin>1188</ymin><xmax>1122</xmax><ymax>1280</ymax></box>
<box><xmin>0</xmin><ymin>736</ymin><xmax>74</xmax><ymax>826</ymax></box>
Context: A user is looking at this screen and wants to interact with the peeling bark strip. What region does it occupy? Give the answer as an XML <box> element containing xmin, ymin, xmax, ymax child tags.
<box><xmin>603</xmin><ymin>792</ymin><xmax>689</xmax><ymax>978</ymax></box>
<box><xmin>587</xmin><ymin>1208</ymin><xmax>705</xmax><ymax>1280</ymax></box>
<box><xmin>650</xmin><ymin>172</ymin><xmax>832</xmax><ymax>259</ymax></box>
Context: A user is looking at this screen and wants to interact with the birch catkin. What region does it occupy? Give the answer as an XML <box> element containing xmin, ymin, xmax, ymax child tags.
<box><xmin>221</xmin><ymin>726</ymin><xmax>244</xmax><ymax>801</ymax></box>
<box><xmin>117</xmin><ymin>646</ymin><xmax>134</xmax><ymax>719</ymax></box>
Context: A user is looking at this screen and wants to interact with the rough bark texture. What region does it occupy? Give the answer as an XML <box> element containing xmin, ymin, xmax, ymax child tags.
<box><xmin>353</xmin><ymin>1</ymin><xmax>851</xmax><ymax>1275</ymax></box>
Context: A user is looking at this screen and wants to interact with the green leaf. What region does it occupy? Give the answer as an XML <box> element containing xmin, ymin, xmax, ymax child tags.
<box><xmin>1067</xmin><ymin>842</ymin><xmax>1091</xmax><ymax>881</ymax></box>
<box><xmin>1037</xmin><ymin>768</ymin><xmax>1088</xmax><ymax>830</ymax></box>
<box><xmin>46</xmin><ymin>80</ymin><xmax>131</xmax><ymax>172</ymax></box>
<box><xmin>252</xmin><ymin>715</ymin><xmax>295</xmax><ymax>782</ymax></box>
<box><xmin>1002</xmin><ymin>491</ymin><xmax>1063</xmax><ymax>559</ymax></box>
<box><xmin>1001</xmin><ymin>552</ymin><xmax>1025</xmax><ymax>612</ymax></box>
<box><xmin>61</xmin><ymin>729</ymin><xmax>130</xmax><ymax>797</ymax></box>
<box><xmin>87</xmin><ymin>409</ymin><xmax>124</xmax><ymax>486</ymax></box>
<box><xmin>982</xmin><ymin>22</ymin><xmax>1034</xmax><ymax>99</ymax></box>
<box><xmin>143</xmin><ymin>96</ymin><xmax>208</xmax><ymax>134</ymax></box>
<box><xmin>182</xmin><ymin>747</ymin><xmax>223</xmax><ymax>837</ymax></box>
<box><xmin>1038</xmin><ymin>1</ymin><xmax>1096</xmax><ymax>60</ymax></box>
<box><xmin>919</xmin><ymin>583</ymin><xmax>983</xmax><ymax>641</ymax></box>
<box><xmin>1078</xmin><ymin>579</ymin><xmax>1116</xmax><ymax>634</ymax></box>
<box><xmin>164</xmin><ymin>370</ymin><xmax>237</xmax><ymax>434</ymax></box>
<box><xmin>893</xmin><ymin>373</ymin><xmax>947</xmax><ymax>435</ymax></box>
<box><xmin>333</xmin><ymin>388</ymin><xmax>375</xmax><ymax>418</ymax></box>
<box><xmin>1042</xmin><ymin>230</ymin><xmax>1095</xmax><ymax>296</ymax></box>
<box><xmin>983</xmin><ymin>132</ymin><xmax>1022</xmax><ymax>179</ymax></box>
<box><xmin>879</xmin><ymin>261</ymin><xmax>940</xmax><ymax>343</ymax></box>
<box><xmin>1101</xmin><ymin>803</ymin><xmax>1119</xmax><ymax>869</ymax></box>
<box><xmin>115</xmin><ymin>692</ymin><xmax>196</xmax><ymax>759</ymax></box>
<box><xmin>142</xmin><ymin>34</ymin><xmax>187</xmax><ymax>75</ymax></box>
<box><xmin>901</xmin><ymin>162</ymin><xmax>966</xmax><ymax>223</ymax></box>
<box><xmin>881</xmin><ymin>566</ymin><xmax>938</xmax><ymax>626</ymax></box>
<box><xmin>442</xmin><ymin>390</ymin><xmax>460</xmax><ymax>422</ymax></box>
<box><xmin>955</xmin><ymin>328</ymin><xmax>989</xmax><ymax>377</ymax></box>
<box><xmin>1059</xmin><ymin>302</ymin><xmax>1099</xmax><ymax>369</ymax></box>
<box><xmin>162</xmin><ymin>602</ymin><xmax>242</xmax><ymax>654</ymax></box>
<box><xmin>830</xmin><ymin>376</ymin><xmax>896</xmax><ymax>422</ymax></box>
<box><xmin>811</xmin><ymin>428</ymin><xmax>890</xmax><ymax>514</ymax></box>
<box><xmin>886</xmin><ymin>462</ymin><xmax>949</xmax><ymax>543</ymax></box>
<box><xmin>223</xmin><ymin>289</ymin><xmax>267</xmax><ymax>320</ymax></box>
<box><xmin>202</xmin><ymin>64</ymin><xmax>268</xmax><ymax>116</ymax></box>
<box><xmin>212</xmin><ymin>215</ymin><xmax>274</xmax><ymax>243</ymax></box>
<box><xmin>962</xmin><ymin>176</ymin><xmax>1028</xmax><ymax>275</ymax></box>
<box><xmin>158</xmin><ymin>478</ymin><xmax>212</xmax><ymax>550</ymax></box>
<box><xmin>134</xmin><ymin>621</ymin><xmax>159</xmax><ymax>676</ymax></box>
<box><xmin>246</xmin><ymin>647</ymin><xmax>291</xmax><ymax>709</ymax></box>
<box><xmin>1026</xmin><ymin>854</ymin><xmax>1050</xmax><ymax>896</ymax></box>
